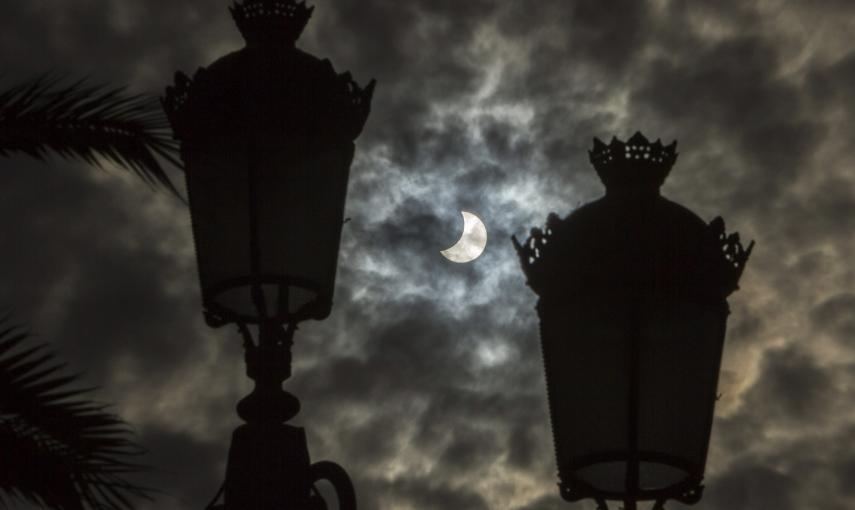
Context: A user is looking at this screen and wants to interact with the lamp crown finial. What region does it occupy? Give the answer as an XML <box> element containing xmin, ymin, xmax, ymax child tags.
<box><xmin>229</xmin><ymin>0</ymin><xmax>314</xmax><ymax>45</ymax></box>
<box><xmin>589</xmin><ymin>131</ymin><xmax>678</xmax><ymax>192</ymax></box>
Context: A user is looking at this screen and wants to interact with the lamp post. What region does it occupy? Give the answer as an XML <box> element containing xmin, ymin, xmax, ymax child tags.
<box><xmin>162</xmin><ymin>1</ymin><xmax>375</xmax><ymax>508</ymax></box>
<box><xmin>513</xmin><ymin>133</ymin><xmax>753</xmax><ymax>510</ymax></box>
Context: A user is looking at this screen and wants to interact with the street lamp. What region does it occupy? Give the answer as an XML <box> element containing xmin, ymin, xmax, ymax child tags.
<box><xmin>162</xmin><ymin>1</ymin><xmax>375</xmax><ymax>509</ymax></box>
<box><xmin>513</xmin><ymin>132</ymin><xmax>753</xmax><ymax>510</ymax></box>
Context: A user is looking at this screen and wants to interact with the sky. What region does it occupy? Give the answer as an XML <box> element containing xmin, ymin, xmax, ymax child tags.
<box><xmin>2</xmin><ymin>0</ymin><xmax>855</xmax><ymax>509</ymax></box>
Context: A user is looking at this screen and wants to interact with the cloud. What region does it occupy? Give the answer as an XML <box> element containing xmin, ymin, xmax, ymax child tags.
<box><xmin>811</xmin><ymin>293</ymin><xmax>855</xmax><ymax>344</ymax></box>
<box><xmin>1</xmin><ymin>0</ymin><xmax>854</xmax><ymax>509</ymax></box>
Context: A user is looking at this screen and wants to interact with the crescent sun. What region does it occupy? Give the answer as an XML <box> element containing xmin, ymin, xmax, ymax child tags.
<box><xmin>441</xmin><ymin>211</ymin><xmax>488</xmax><ymax>263</ymax></box>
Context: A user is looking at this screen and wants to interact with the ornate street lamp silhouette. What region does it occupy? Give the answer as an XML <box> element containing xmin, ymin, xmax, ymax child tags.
<box><xmin>513</xmin><ymin>133</ymin><xmax>753</xmax><ymax>510</ymax></box>
<box><xmin>162</xmin><ymin>1</ymin><xmax>375</xmax><ymax>508</ymax></box>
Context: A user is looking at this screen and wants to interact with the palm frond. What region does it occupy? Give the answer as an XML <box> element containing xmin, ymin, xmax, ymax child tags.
<box><xmin>0</xmin><ymin>74</ymin><xmax>182</xmax><ymax>197</ymax></box>
<box><xmin>0</xmin><ymin>316</ymin><xmax>152</xmax><ymax>510</ymax></box>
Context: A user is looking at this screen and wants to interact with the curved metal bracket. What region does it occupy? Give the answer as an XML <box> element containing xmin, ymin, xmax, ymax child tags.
<box><xmin>307</xmin><ymin>461</ymin><xmax>357</xmax><ymax>510</ymax></box>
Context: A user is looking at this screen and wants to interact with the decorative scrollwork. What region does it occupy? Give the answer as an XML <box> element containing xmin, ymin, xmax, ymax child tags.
<box><xmin>589</xmin><ymin>131</ymin><xmax>678</xmax><ymax>192</ymax></box>
<box><xmin>557</xmin><ymin>476</ymin><xmax>603</xmax><ymax>504</ymax></box>
<box><xmin>230</xmin><ymin>0</ymin><xmax>314</xmax><ymax>44</ymax></box>
<box><xmin>161</xmin><ymin>70</ymin><xmax>194</xmax><ymax>140</ymax></box>
<box><xmin>161</xmin><ymin>60</ymin><xmax>374</xmax><ymax>145</ymax></box>
<box><xmin>708</xmin><ymin>216</ymin><xmax>754</xmax><ymax>297</ymax></box>
<box><xmin>513</xmin><ymin>207</ymin><xmax>754</xmax><ymax>302</ymax></box>
<box><xmin>328</xmin><ymin>67</ymin><xmax>376</xmax><ymax>141</ymax></box>
<box><xmin>674</xmin><ymin>483</ymin><xmax>704</xmax><ymax>505</ymax></box>
<box><xmin>512</xmin><ymin>212</ymin><xmax>560</xmax><ymax>289</ymax></box>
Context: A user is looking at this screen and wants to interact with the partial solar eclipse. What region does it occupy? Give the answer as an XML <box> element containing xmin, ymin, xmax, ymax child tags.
<box><xmin>441</xmin><ymin>211</ymin><xmax>488</xmax><ymax>263</ymax></box>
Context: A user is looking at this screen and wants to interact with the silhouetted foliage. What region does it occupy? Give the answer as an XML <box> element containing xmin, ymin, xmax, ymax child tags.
<box><xmin>0</xmin><ymin>75</ymin><xmax>181</xmax><ymax>196</ymax></box>
<box><xmin>0</xmin><ymin>314</ymin><xmax>151</xmax><ymax>510</ymax></box>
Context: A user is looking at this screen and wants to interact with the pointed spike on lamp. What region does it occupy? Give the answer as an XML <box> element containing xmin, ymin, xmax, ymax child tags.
<box><xmin>513</xmin><ymin>133</ymin><xmax>753</xmax><ymax>510</ymax></box>
<box><xmin>162</xmin><ymin>1</ymin><xmax>373</xmax><ymax>509</ymax></box>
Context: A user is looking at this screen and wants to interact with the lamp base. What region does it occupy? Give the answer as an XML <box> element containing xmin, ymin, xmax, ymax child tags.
<box><xmin>221</xmin><ymin>421</ymin><xmax>358</xmax><ymax>510</ymax></box>
<box><xmin>209</xmin><ymin>319</ymin><xmax>357</xmax><ymax>510</ymax></box>
<box><xmin>224</xmin><ymin>423</ymin><xmax>312</xmax><ymax>509</ymax></box>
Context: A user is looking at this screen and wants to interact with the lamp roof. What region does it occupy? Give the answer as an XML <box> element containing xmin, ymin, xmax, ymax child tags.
<box><xmin>162</xmin><ymin>44</ymin><xmax>375</xmax><ymax>146</ymax></box>
<box><xmin>514</xmin><ymin>135</ymin><xmax>753</xmax><ymax>303</ymax></box>
<box><xmin>230</xmin><ymin>0</ymin><xmax>314</xmax><ymax>46</ymax></box>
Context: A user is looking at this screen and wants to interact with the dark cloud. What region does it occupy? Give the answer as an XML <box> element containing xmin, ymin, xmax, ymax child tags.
<box><xmin>707</xmin><ymin>462</ymin><xmax>798</xmax><ymax>510</ymax></box>
<box><xmin>0</xmin><ymin>160</ymin><xmax>197</xmax><ymax>379</ymax></box>
<box><xmin>135</xmin><ymin>426</ymin><xmax>227</xmax><ymax>510</ymax></box>
<box><xmin>742</xmin><ymin>346</ymin><xmax>836</xmax><ymax>426</ymax></box>
<box><xmin>811</xmin><ymin>293</ymin><xmax>855</xmax><ymax>345</ymax></box>
<box><xmin>2</xmin><ymin>0</ymin><xmax>854</xmax><ymax>509</ymax></box>
<box><xmin>808</xmin><ymin>50</ymin><xmax>855</xmax><ymax>119</ymax></box>
<box><xmin>631</xmin><ymin>34</ymin><xmax>826</xmax><ymax>211</ymax></box>
<box><xmin>359</xmin><ymin>476</ymin><xmax>491</xmax><ymax>510</ymax></box>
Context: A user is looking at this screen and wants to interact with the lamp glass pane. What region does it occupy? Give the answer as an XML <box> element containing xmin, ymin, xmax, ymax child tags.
<box><xmin>184</xmin><ymin>140</ymin><xmax>253</xmax><ymax>314</ymax></box>
<box><xmin>183</xmin><ymin>135</ymin><xmax>355</xmax><ymax>323</ymax></box>
<box><xmin>541</xmin><ymin>297</ymin><xmax>727</xmax><ymax>495</ymax></box>
<box><xmin>540</xmin><ymin>299</ymin><xmax>632</xmax><ymax>473</ymax></box>
<box><xmin>637</xmin><ymin>299</ymin><xmax>726</xmax><ymax>475</ymax></box>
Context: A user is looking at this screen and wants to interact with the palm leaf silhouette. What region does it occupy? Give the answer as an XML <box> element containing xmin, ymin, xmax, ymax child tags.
<box><xmin>0</xmin><ymin>75</ymin><xmax>182</xmax><ymax>196</ymax></box>
<box><xmin>0</xmin><ymin>315</ymin><xmax>151</xmax><ymax>510</ymax></box>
